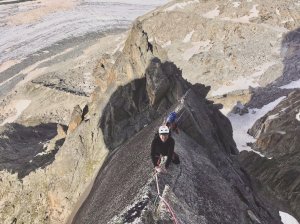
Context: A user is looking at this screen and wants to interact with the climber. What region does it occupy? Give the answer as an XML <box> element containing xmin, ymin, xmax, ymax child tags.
<box><xmin>151</xmin><ymin>125</ymin><xmax>180</xmax><ymax>173</ymax></box>
<box><xmin>165</xmin><ymin>111</ymin><xmax>179</xmax><ymax>135</ymax></box>
<box><xmin>165</xmin><ymin>111</ymin><xmax>180</xmax><ymax>163</ymax></box>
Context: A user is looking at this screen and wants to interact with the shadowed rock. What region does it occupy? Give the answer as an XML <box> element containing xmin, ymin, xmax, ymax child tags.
<box><xmin>244</xmin><ymin>27</ymin><xmax>300</xmax><ymax>109</ymax></box>
<box><xmin>0</xmin><ymin>123</ymin><xmax>65</xmax><ymax>179</ymax></box>
<box><xmin>100</xmin><ymin>58</ymin><xmax>193</xmax><ymax>150</ymax></box>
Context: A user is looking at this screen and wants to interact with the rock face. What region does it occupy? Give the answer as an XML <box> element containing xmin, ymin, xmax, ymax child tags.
<box><xmin>239</xmin><ymin>90</ymin><xmax>300</xmax><ymax>221</ymax></box>
<box><xmin>73</xmin><ymin>59</ymin><xmax>281</xmax><ymax>224</ymax></box>
<box><xmin>100</xmin><ymin>58</ymin><xmax>191</xmax><ymax>150</ymax></box>
<box><xmin>93</xmin><ymin>21</ymin><xmax>167</xmax><ymax>95</ymax></box>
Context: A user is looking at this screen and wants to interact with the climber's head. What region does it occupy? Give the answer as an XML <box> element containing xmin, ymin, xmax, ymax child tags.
<box><xmin>158</xmin><ymin>125</ymin><xmax>169</xmax><ymax>142</ymax></box>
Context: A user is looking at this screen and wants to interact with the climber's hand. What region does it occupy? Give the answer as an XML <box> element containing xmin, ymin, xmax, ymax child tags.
<box><xmin>155</xmin><ymin>166</ymin><xmax>162</xmax><ymax>173</ymax></box>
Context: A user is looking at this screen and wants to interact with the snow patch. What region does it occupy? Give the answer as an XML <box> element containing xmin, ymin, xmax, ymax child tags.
<box><xmin>0</xmin><ymin>60</ymin><xmax>20</xmax><ymax>73</ymax></box>
<box><xmin>211</xmin><ymin>77</ymin><xmax>258</xmax><ymax>96</ymax></box>
<box><xmin>279</xmin><ymin>211</ymin><xmax>299</xmax><ymax>224</ymax></box>
<box><xmin>183</xmin><ymin>40</ymin><xmax>211</xmax><ymax>61</ymax></box>
<box><xmin>260</xmin><ymin>24</ymin><xmax>289</xmax><ymax>33</ymax></box>
<box><xmin>267</xmin><ymin>113</ymin><xmax>279</xmax><ymax>120</ymax></box>
<box><xmin>280</xmin><ymin>107</ymin><xmax>288</xmax><ymax>112</ymax></box>
<box><xmin>161</xmin><ymin>40</ymin><xmax>172</xmax><ymax>48</ymax></box>
<box><xmin>276</xmin><ymin>8</ymin><xmax>281</xmax><ymax>16</ymax></box>
<box><xmin>164</xmin><ymin>0</ymin><xmax>199</xmax><ymax>11</ymax></box>
<box><xmin>35</xmin><ymin>141</ymin><xmax>50</xmax><ymax>157</ymax></box>
<box><xmin>296</xmin><ymin>111</ymin><xmax>300</xmax><ymax>121</ymax></box>
<box><xmin>222</xmin><ymin>4</ymin><xmax>259</xmax><ymax>23</ymax></box>
<box><xmin>182</xmin><ymin>30</ymin><xmax>195</xmax><ymax>43</ymax></box>
<box><xmin>276</xmin><ymin>131</ymin><xmax>286</xmax><ymax>135</ymax></box>
<box><xmin>211</xmin><ymin>61</ymin><xmax>276</xmax><ymax>96</ymax></box>
<box><xmin>1</xmin><ymin>100</ymin><xmax>31</xmax><ymax>126</ymax></box>
<box><xmin>251</xmin><ymin>61</ymin><xmax>276</xmax><ymax>77</ymax></box>
<box><xmin>112</xmin><ymin>36</ymin><xmax>126</xmax><ymax>54</ymax></box>
<box><xmin>228</xmin><ymin>97</ymin><xmax>285</xmax><ymax>154</ymax></box>
<box><xmin>232</xmin><ymin>2</ymin><xmax>241</xmax><ymax>8</ymax></box>
<box><xmin>279</xmin><ymin>79</ymin><xmax>300</xmax><ymax>89</ymax></box>
<box><xmin>203</xmin><ymin>6</ymin><xmax>220</xmax><ymax>19</ymax></box>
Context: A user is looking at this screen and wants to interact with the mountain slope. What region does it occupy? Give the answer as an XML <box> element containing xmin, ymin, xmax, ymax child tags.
<box><xmin>73</xmin><ymin>57</ymin><xmax>281</xmax><ymax>224</ymax></box>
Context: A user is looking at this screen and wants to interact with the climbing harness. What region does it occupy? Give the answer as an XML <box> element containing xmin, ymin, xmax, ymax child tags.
<box><xmin>153</xmin><ymin>170</ymin><xmax>180</xmax><ymax>224</ymax></box>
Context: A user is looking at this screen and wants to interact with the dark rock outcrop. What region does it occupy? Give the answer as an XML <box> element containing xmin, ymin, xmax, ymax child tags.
<box><xmin>271</xmin><ymin>27</ymin><xmax>300</xmax><ymax>88</ymax></box>
<box><xmin>100</xmin><ymin>58</ymin><xmax>191</xmax><ymax>150</ymax></box>
<box><xmin>73</xmin><ymin>60</ymin><xmax>282</xmax><ymax>224</ymax></box>
<box><xmin>239</xmin><ymin>90</ymin><xmax>300</xmax><ymax>221</ymax></box>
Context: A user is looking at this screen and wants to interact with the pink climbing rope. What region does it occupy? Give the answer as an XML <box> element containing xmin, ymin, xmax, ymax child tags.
<box><xmin>154</xmin><ymin>171</ymin><xmax>180</xmax><ymax>224</ymax></box>
<box><xmin>155</xmin><ymin>171</ymin><xmax>161</xmax><ymax>195</ymax></box>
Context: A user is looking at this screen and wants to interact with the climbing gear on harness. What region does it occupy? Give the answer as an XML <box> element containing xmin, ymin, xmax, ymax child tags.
<box><xmin>159</xmin><ymin>125</ymin><xmax>169</xmax><ymax>134</ymax></box>
<box><xmin>155</xmin><ymin>166</ymin><xmax>167</xmax><ymax>173</ymax></box>
<box><xmin>155</xmin><ymin>166</ymin><xmax>162</xmax><ymax>173</ymax></box>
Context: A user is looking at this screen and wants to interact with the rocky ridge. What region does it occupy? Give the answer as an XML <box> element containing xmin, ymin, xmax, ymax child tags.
<box><xmin>73</xmin><ymin>56</ymin><xmax>281</xmax><ymax>224</ymax></box>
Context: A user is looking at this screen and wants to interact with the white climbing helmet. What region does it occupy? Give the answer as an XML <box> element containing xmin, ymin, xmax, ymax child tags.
<box><xmin>159</xmin><ymin>125</ymin><xmax>169</xmax><ymax>134</ymax></box>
